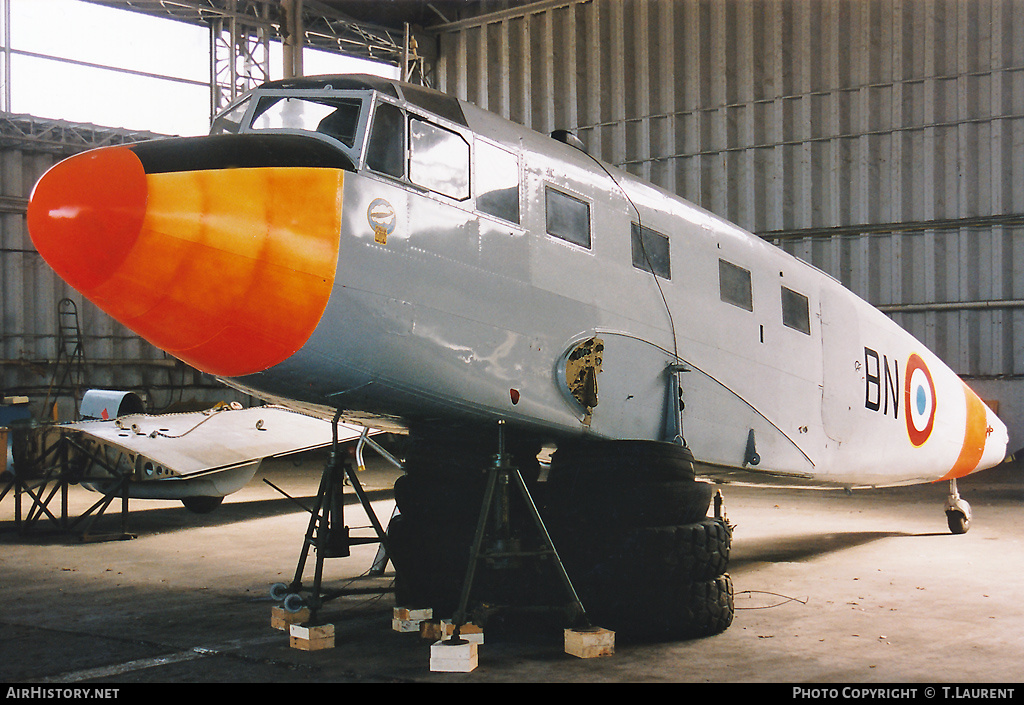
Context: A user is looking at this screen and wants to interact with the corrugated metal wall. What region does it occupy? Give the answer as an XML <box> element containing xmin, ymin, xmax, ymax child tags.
<box><xmin>0</xmin><ymin>119</ymin><xmax>244</xmax><ymax>419</ymax></box>
<box><xmin>433</xmin><ymin>0</ymin><xmax>1024</xmax><ymax>381</ymax></box>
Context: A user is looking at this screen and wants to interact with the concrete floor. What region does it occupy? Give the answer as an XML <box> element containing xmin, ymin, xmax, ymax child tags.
<box><xmin>1</xmin><ymin>448</ymin><xmax>1022</xmax><ymax>684</ymax></box>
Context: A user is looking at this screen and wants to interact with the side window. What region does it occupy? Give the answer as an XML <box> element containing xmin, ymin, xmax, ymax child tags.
<box><xmin>545</xmin><ymin>186</ymin><xmax>591</xmax><ymax>248</ymax></box>
<box><xmin>719</xmin><ymin>259</ymin><xmax>752</xmax><ymax>311</ymax></box>
<box><xmin>782</xmin><ymin>286</ymin><xmax>811</xmax><ymax>335</ymax></box>
<box><xmin>366</xmin><ymin>102</ymin><xmax>405</xmax><ymax>178</ymax></box>
<box><xmin>631</xmin><ymin>223</ymin><xmax>671</xmax><ymax>279</ymax></box>
<box><xmin>409</xmin><ymin>117</ymin><xmax>470</xmax><ymax>200</ymax></box>
<box><xmin>476</xmin><ymin>142</ymin><xmax>520</xmax><ymax>224</ymax></box>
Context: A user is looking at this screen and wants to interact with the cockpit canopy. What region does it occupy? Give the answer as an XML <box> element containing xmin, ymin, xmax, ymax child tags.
<box><xmin>210</xmin><ymin>74</ymin><xmax>468</xmax><ymax>169</ymax></box>
<box><xmin>210</xmin><ymin>75</ymin><xmax>517</xmax><ymax>223</ymax></box>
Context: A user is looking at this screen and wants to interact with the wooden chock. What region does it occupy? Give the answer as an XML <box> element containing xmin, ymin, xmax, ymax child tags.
<box><xmin>564</xmin><ymin>627</ymin><xmax>614</xmax><ymax>658</ymax></box>
<box><xmin>271</xmin><ymin>605</ymin><xmax>310</xmax><ymax>631</ymax></box>
<box><xmin>289</xmin><ymin>622</ymin><xmax>335</xmax><ymax>651</ymax></box>
<box><xmin>429</xmin><ymin>638</ymin><xmax>478</xmax><ymax>673</ymax></box>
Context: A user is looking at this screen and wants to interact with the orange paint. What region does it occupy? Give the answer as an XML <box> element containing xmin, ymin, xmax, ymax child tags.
<box><xmin>937</xmin><ymin>385</ymin><xmax>990</xmax><ymax>481</ymax></box>
<box><xmin>28</xmin><ymin>146</ymin><xmax>344</xmax><ymax>377</ymax></box>
<box><xmin>27</xmin><ymin>146</ymin><xmax>147</xmax><ymax>293</ymax></box>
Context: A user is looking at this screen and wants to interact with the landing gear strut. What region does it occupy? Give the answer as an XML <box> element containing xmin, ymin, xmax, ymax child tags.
<box><xmin>944</xmin><ymin>478</ymin><xmax>971</xmax><ymax>535</ymax></box>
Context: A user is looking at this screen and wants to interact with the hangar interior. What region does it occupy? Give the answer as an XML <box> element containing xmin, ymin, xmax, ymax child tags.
<box><xmin>2</xmin><ymin>0</ymin><xmax>1023</xmax><ymax>454</ymax></box>
<box><xmin>2</xmin><ymin>0</ymin><xmax>1024</xmax><ymax>684</ymax></box>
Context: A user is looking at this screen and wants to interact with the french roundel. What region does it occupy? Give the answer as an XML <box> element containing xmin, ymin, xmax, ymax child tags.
<box><xmin>905</xmin><ymin>354</ymin><xmax>936</xmax><ymax>447</ymax></box>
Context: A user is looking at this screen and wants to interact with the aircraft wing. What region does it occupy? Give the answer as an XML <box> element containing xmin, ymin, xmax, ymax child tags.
<box><xmin>59</xmin><ymin>405</ymin><xmax>374</xmax><ymax>499</ymax></box>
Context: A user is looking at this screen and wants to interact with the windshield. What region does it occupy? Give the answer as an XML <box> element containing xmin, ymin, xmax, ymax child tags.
<box><xmin>210</xmin><ymin>97</ymin><xmax>251</xmax><ymax>135</ymax></box>
<box><xmin>250</xmin><ymin>95</ymin><xmax>363</xmax><ymax>148</ymax></box>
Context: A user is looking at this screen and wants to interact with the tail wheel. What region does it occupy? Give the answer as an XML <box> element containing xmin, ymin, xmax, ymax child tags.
<box><xmin>947</xmin><ymin>509</ymin><xmax>970</xmax><ymax>535</ymax></box>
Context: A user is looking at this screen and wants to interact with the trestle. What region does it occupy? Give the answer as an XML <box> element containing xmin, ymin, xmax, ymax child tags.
<box><xmin>448</xmin><ymin>420</ymin><xmax>590</xmax><ymax>641</ymax></box>
<box><xmin>271</xmin><ymin>413</ymin><xmax>399</xmax><ymax>622</ymax></box>
<box><xmin>0</xmin><ymin>425</ymin><xmax>134</xmax><ymax>541</ymax></box>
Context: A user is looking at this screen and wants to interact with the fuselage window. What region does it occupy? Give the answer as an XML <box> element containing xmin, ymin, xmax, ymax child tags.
<box><xmin>476</xmin><ymin>142</ymin><xmax>520</xmax><ymax>224</ymax></box>
<box><xmin>545</xmin><ymin>186</ymin><xmax>591</xmax><ymax>248</ymax></box>
<box><xmin>366</xmin><ymin>101</ymin><xmax>405</xmax><ymax>178</ymax></box>
<box><xmin>631</xmin><ymin>223</ymin><xmax>671</xmax><ymax>279</ymax></box>
<box><xmin>719</xmin><ymin>259</ymin><xmax>753</xmax><ymax>311</ymax></box>
<box><xmin>409</xmin><ymin>117</ymin><xmax>470</xmax><ymax>200</ymax></box>
<box><xmin>782</xmin><ymin>286</ymin><xmax>811</xmax><ymax>335</ymax></box>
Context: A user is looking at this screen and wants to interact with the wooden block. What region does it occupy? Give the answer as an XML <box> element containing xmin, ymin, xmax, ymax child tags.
<box><xmin>430</xmin><ymin>639</ymin><xmax>478</xmax><ymax>673</ymax></box>
<box><xmin>393</xmin><ymin>618</ymin><xmax>423</xmax><ymax>632</ymax></box>
<box><xmin>271</xmin><ymin>605</ymin><xmax>310</xmax><ymax>631</ymax></box>
<box><xmin>564</xmin><ymin>627</ymin><xmax>614</xmax><ymax>659</ymax></box>
<box><xmin>419</xmin><ymin>620</ymin><xmax>443</xmax><ymax>640</ymax></box>
<box><xmin>289</xmin><ymin>622</ymin><xmax>335</xmax><ymax>651</ymax></box>
<box><xmin>393</xmin><ymin>607</ymin><xmax>433</xmax><ymax>632</ymax></box>
<box><xmin>394</xmin><ymin>607</ymin><xmax>433</xmax><ymax>621</ymax></box>
<box><xmin>440</xmin><ymin>620</ymin><xmax>484</xmax><ymax>644</ymax></box>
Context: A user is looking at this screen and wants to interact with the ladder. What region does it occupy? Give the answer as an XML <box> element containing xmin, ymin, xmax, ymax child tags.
<box><xmin>42</xmin><ymin>298</ymin><xmax>86</xmax><ymax>420</ymax></box>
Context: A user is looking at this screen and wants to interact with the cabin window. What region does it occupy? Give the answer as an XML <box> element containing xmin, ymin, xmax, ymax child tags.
<box><xmin>545</xmin><ymin>186</ymin><xmax>591</xmax><ymax>248</ymax></box>
<box><xmin>631</xmin><ymin>223</ymin><xmax>671</xmax><ymax>279</ymax></box>
<box><xmin>782</xmin><ymin>286</ymin><xmax>811</xmax><ymax>335</ymax></box>
<box><xmin>719</xmin><ymin>259</ymin><xmax>752</xmax><ymax>311</ymax></box>
<box><xmin>366</xmin><ymin>102</ymin><xmax>405</xmax><ymax>178</ymax></box>
<box><xmin>476</xmin><ymin>142</ymin><xmax>520</xmax><ymax>224</ymax></box>
<box><xmin>409</xmin><ymin>117</ymin><xmax>470</xmax><ymax>200</ymax></box>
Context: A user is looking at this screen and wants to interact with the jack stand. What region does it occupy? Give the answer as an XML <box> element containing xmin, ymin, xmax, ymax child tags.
<box><xmin>272</xmin><ymin>411</ymin><xmax>395</xmax><ymax>622</ymax></box>
<box><xmin>1</xmin><ymin>427</ymin><xmax>135</xmax><ymax>542</ymax></box>
<box><xmin>447</xmin><ymin>420</ymin><xmax>590</xmax><ymax>643</ymax></box>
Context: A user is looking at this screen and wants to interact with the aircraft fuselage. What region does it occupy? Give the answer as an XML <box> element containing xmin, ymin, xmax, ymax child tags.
<box><xmin>27</xmin><ymin>74</ymin><xmax>1007</xmax><ymax>490</ymax></box>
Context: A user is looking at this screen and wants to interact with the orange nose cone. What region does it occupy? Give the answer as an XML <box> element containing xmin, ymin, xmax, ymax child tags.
<box><xmin>27</xmin><ymin>146</ymin><xmax>147</xmax><ymax>294</ymax></box>
<box><xmin>27</xmin><ymin>143</ymin><xmax>344</xmax><ymax>378</ymax></box>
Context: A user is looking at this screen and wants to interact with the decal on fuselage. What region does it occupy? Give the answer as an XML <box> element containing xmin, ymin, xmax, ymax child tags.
<box><xmin>904</xmin><ymin>353</ymin><xmax>936</xmax><ymax>447</ymax></box>
<box><xmin>367</xmin><ymin>198</ymin><xmax>396</xmax><ymax>245</ymax></box>
<box><xmin>863</xmin><ymin>346</ymin><xmax>937</xmax><ymax>447</ymax></box>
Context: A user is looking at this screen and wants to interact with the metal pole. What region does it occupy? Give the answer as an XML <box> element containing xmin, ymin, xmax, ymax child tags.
<box><xmin>282</xmin><ymin>0</ymin><xmax>304</xmax><ymax>79</ymax></box>
<box><xmin>2</xmin><ymin>0</ymin><xmax>10</xmax><ymax>113</ymax></box>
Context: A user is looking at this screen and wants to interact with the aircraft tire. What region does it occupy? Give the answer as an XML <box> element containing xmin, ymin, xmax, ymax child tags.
<box><xmin>403</xmin><ymin>424</ymin><xmax>543</xmax><ymax>484</ymax></box>
<box><xmin>389</xmin><ymin>511</ymin><xmax>548</xmax><ymax>617</ymax></box>
<box><xmin>542</xmin><ymin>478</ymin><xmax>714</xmax><ymax>529</ymax></box>
<box><xmin>180</xmin><ymin>495</ymin><xmax>224</xmax><ymax>513</ymax></box>
<box><xmin>616</xmin><ymin>519</ymin><xmax>732</xmax><ymax>582</ymax></box>
<box><xmin>549</xmin><ymin>439</ymin><xmax>697</xmax><ymax>484</ymax></box>
<box><xmin>579</xmin><ymin>571</ymin><xmax>735</xmax><ymax>641</ymax></box>
<box><xmin>946</xmin><ymin>509</ymin><xmax>970</xmax><ymax>534</ymax></box>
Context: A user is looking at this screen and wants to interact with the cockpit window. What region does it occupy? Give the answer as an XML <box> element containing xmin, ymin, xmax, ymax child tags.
<box><xmin>210</xmin><ymin>97</ymin><xmax>251</xmax><ymax>135</ymax></box>
<box><xmin>249</xmin><ymin>96</ymin><xmax>362</xmax><ymax>147</ymax></box>
<box><xmin>366</xmin><ymin>102</ymin><xmax>405</xmax><ymax>178</ymax></box>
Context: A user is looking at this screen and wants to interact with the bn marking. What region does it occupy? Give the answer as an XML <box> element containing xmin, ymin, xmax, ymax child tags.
<box><xmin>864</xmin><ymin>347</ymin><xmax>899</xmax><ymax>419</ymax></box>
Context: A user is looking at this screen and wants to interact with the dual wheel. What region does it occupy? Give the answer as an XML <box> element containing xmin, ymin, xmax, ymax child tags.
<box><xmin>387</xmin><ymin>433</ymin><xmax>735</xmax><ymax>641</ymax></box>
<box><xmin>542</xmin><ymin>440</ymin><xmax>735</xmax><ymax>640</ymax></box>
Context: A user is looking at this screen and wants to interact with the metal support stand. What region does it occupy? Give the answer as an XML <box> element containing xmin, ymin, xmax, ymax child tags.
<box><xmin>274</xmin><ymin>412</ymin><xmax>395</xmax><ymax>622</ymax></box>
<box><xmin>449</xmin><ymin>420</ymin><xmax>589</xmax><ymax>641</ymax></box>
<box><xmin>0</xmin><ymin>427</ymin><xmax>134</xmax><ymax>541</ymax></box>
